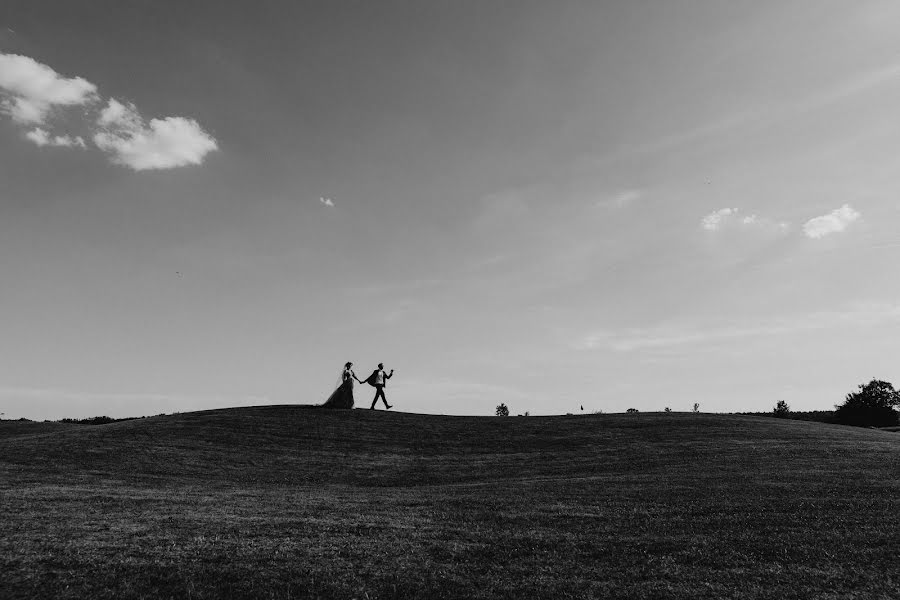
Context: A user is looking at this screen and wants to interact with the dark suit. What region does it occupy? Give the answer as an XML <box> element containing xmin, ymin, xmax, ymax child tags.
<box><xmin>368</xmin><ymin>369</ymin><xmax>392</xmax><ymax>409</ymax></box>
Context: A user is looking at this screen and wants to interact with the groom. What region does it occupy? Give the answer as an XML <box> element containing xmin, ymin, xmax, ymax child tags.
<box><xmin>364</xmin><ymin>363</ymin><xmax>394</xmax><ymax>410</ymax></box>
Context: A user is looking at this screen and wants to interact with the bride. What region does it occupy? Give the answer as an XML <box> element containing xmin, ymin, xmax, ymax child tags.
<box><xmin>321</xmin><ymin>361</ymin><xmax>361</xmax><ymax>409</ymax></box>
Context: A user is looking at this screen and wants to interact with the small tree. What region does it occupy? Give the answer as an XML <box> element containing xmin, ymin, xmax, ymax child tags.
<box><xmin>692</xmin><ymin>403</ymin><xmax>700</xmax><ymax>413</ymax></box>
<box><xmin>773</xmin><ymin>400</ymin><xmax>791</xmax><ymax>418</ymax></box>
<box><xmin>664</xmin><ymin>407</ymin><xmax>672</xmax><ymax>413</ymax></box>
<box><xmin>835</xmin><ymin>379</ymin><xmax>900</xmax><ymax>427</ymax></box>
<box><xmin>495</xmin><ymin>403</ymin><xmax>509</xmax><ymax>417</ymax></box>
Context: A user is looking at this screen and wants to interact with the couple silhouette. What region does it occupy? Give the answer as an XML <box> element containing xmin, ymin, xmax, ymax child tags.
<box><xmin>321</xmin><ymin>362</ymin><xmax>394</xmax><ymax>410</ymax></box>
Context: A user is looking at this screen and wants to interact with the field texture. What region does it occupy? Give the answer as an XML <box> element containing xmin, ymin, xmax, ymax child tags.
<box><xmin>1</xmin><ymin>408</ymin><xmax>898</xmax><ymax>599</ymax></box>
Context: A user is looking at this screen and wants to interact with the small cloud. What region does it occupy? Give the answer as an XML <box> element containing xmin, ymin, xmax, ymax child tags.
<box><xmin>0</xmin><ymin>53</ymin><xmax>98</xmax><ymax>124</ymax></box>
<box><xmin>320</xmin><ymin>197</ymin><xmax>335</xmax><ymax>207</ymax></box>
<box><xmin>595</xmin><ymin>189</ymin><xmax>642</xmax><ymax>209</ymax></box>
<box><xmin>702</xmin><ymin>208</ymin><xmax>790</xmax><ymax>234</ymax></box>
<box><xmin>25</xmin><ymin>127</ymin><xmax>86</xmax><ymax>148</ymax></box>
<box><xmin>93</xmin><ymin>98</ymin><xmax>218</xmax><ymax>170</ymax></box>
<box><xmin>97</xmin><ymin>97</ymin><xmax>138</xmax><ymax>128</ymax></box>
<box><xmin>701</xmin><ymin>207</ymin><xmax>738</xmax><ymax>231</ymax></box>
<box><xmin>802</xmin><ymin>204</ymin><xmax>860</xmax><ymax>239</ymax></box>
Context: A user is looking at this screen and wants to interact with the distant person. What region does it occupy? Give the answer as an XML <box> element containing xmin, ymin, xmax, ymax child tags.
<box><xmin>364</xmin><ymin>363</ymin><xmax>394</xmax><ymax>410</ymax></box>
<box><xmin>321</xmin><ymin>362</ymin><xmax>361</xmax><ymax>409</ymax></box>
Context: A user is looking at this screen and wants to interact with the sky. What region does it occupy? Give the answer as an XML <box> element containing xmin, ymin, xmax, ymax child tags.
<box><xmin>3</xmin><ymin>0</ymin><xmax>900</xmax><ymax>419</ymax></box>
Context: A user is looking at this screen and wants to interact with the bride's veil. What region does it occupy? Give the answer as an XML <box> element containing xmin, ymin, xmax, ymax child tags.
<box><xmin>334</xmin><ymin>367</ymin><xmax>348</xmax><ymax>390</ymax></box>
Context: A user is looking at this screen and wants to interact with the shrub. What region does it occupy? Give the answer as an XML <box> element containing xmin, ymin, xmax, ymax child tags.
<box><xmin>626</xmin><ymin>408</ymin><xmax>639</xmax><ymax>413</ymax></box>
<box><xmin>835</xmin><ymin>379</ymin><xmax>900</xmax><ymax>428</ymax></box>
<box><xmin>60</xmin><ymin>416</ymin><xmax>116</xmax><ymax>425</ymax></box>
<box><xmin>495</xmin><ymin>403</ymin><xmax>509</xmax><ymax>417</ymax></box>
<box><xmin>692</xmin><ymin>403</ymin><xmax>700</xmax><ymax>413</ymax></box>
<box><xmin>664</xmin><ymin>407</ymin><xmax>672</xmax><ymax>413</ymax></box>
<box><xmin>773</xmin><ymin>400</ymin><xmax>791</xmax><ymax>418</ymax></box>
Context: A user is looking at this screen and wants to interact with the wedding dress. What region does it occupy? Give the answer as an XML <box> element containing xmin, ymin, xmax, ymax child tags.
<box><xmin>321</xmin><ymin>368</ymin><xmax>355</xmax><ymax>409</ymax></box>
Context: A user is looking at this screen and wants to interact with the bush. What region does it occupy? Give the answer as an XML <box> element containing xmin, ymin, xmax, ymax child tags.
<box><xmin>58</xmin><ymin>416</ymin><xmax>138</xmax><ymax>425</ymax></box>
<box><xmin>59</xmin><ymin>416</ymin><xmax>116</xmax><ymax>425</ymax></box>
<box><xmin>495</xmin><ymin>403</ymin><xmax>509</xmax><ymax>417</ymax></box>
<box><xmin>835</xmin><ymin>379</ymin><xmax>900</xmax><ymax>428</ymax></box>
<box><xmin>626</xmin><ymin>408</ymin><xmax>639</xmax><ymax>413</ymax></box>
<box><xmin>773</xmin><ymin>400</ymin><xmax>790</xmax><ymax>418</ymax></box>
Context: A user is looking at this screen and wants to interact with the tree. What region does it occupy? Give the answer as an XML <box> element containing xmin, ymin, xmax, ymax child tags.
<box><xmin>692</xmin><ymin>403</ymin><xmax>700</xmax><ymax>413</ymax></box>
<box><xmin>835</xmin><ymin>379</ymin><xmax>900</xmax><ymax>428</ymax></box>
<box><xmin>773</xmin><ymin>400</ymin><xmax>791</xmax><ymax>418</ymax></box>
<box><xmin>495</xmin><ymin>403</ymin><xmax>509</xmax><ymax>417</ymax></box>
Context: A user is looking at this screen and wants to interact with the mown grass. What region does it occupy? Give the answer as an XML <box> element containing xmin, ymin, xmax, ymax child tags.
<box><xmin>1</xmin><ymin>408</ymin><xmax>898</xmax><ymax>599</ymax></box>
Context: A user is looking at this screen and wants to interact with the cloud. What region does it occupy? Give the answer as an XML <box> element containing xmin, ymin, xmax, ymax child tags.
<box><xmin>97</xmin><ymin>97</ymin><xmax>138</xmax><ymax>128</ymax></box>
<box><xmin>93</xmin><ymin>98</ymin><xmax>218</xmax><ymax>170</ymax></box>
<box><xmin>0</xmin><ymin>53</ymin><xmax>98</xmax><ymax>124</ymax></box>
<box><xmin>320</xmin><ymin>197</ymin><xmax>335</xmax><ymax>207</ymax></box>
<box><xmin>1</xmin><ymin>54</ymin><xmax>218</xmax><ymax>171</ymax></box>
<box><xmin>701</xmin><ymin>208</ymin><xmax>790</xmax><ymax>233</ymax></box>
<box><xmin>701</xmin><ymin>208</ymin><xmax>738</xmax><ymax>231</ymax></box>
<box><xmin>802</xmin><ymin>204</ymin><xmax>860</xmax><ymax>239</ymax></box>
<box><xmin>578</xmin><ymin>304</ymin><xmax>900</xmax><ymax>353</ymax></box>
<box><xmin>597</xmin><ymin>189</ymin><xmax>642</xmax><ymax>209</ymax></box>
<box><xmin>25</xmin><ymin>127</ymin><xmax>86</xmax><ymax>148</ymax></box>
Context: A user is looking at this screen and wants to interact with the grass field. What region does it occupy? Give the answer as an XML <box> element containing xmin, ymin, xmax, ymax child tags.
<box><xmin>1</xmin><ymin>408</ymin><xmax>898</xmax><ymax>599</ymax></box>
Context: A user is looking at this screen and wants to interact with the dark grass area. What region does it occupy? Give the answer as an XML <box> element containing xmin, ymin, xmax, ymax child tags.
<box><xmin>2</xmin><ymin>408</ymin><xmax>899</xmax><ymax>599</ymax></box>
<box><xmin>736</xmin><ymin>410</ymin><xmax>837</xmax><ymax>424</ymax></box>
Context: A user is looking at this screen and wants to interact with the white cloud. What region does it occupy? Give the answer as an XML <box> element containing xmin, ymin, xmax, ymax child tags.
<box><xmin>701</xmin><ymin>208</ymin><xmax>790</xmax><ymax>234</ymax></box>
<box><xmin>0</xmin><ymin>53</ymin><xmax>97</xmax><ymax>124</ymax></box>
<box><xmin>25</xmin><ymin>127</ymin><xmax>86</xmax><ymax>148</ymax></box>
<box><xmin>93</xmin><ymin>98</ymin><xmax>218</xmax><ymax>170</ymax></box>
<box><xmin>802</xmin><ymin>204</ymin><xmax>861</xmax><ymax>239</ymax></box>
<box><xmin>0</xmin><ymin>55</ymin><xmax>218</xmax><ymax>171</ymax></box>
<box><xmin>320</xmin><ymin>197</ymin><xmax>335</xmax><ymax>207</ymax></box>
<box><xmin>701</xmin><ymin>208</ymin><xmax>738</xmax><ymax>231</ymax></box>
<box><xmin>97</xmin><ymin>97</ymin><xmax>139</xmax><ymax>128</ymax></box>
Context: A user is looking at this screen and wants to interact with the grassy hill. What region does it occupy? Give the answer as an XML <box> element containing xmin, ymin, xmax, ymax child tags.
<box><xmin>1</xmin><ymin>408</ymin><xmax>898</xmax><ymax>599</ymax></box>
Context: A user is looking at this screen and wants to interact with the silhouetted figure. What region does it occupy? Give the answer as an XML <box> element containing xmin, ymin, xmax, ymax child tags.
<box><xmin>321</xmin><ymin>362</ymin><xmax>361</xmax><ymax>409</ymax></box>
<box><xmin>364</xmin><ymin>363</ymin><xmax>394</xmax><ymax>410</ymax></box>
